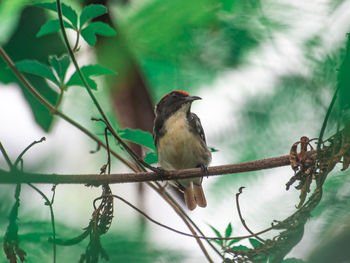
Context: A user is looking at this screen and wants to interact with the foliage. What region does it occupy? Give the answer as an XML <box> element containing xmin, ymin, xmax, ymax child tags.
<box><xmin>1</xmin><ymin>1</ymin><xmax>350</xmax><ymax>263</ymax></box>
<box><xmin>34</xmin><ymin>2</ymin><xmax>116</xmax><ymax>46</ymax></box>
<box><xmin>0</xmin><ymin>6</ymin><xmax>65</xmax><ymax>131</ymax></box>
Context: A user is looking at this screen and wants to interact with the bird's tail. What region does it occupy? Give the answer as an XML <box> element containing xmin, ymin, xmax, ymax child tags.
<box><xmin>183</xmin><ymin>182</ymin><xmax>207</xmax><ymax>210</ymax></box>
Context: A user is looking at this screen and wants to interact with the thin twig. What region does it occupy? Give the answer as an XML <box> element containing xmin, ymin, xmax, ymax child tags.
<box><xmin>94</xmin><ymin>193</ymin><xmax>276</xmax><ymax>241</ymax></box>
<box><xmin>72</xmin><ymin>29</ymin><xmax>80</xmax><ymax>52</ymax></box>
<box><xmin>56</xmin><ymin>0</ymin><xmax>108</xmax><ymax>124</ymax></box>
<box><xmin>0</xmin><ymin>141</ymin><xmax>14</xmax><ymax>170</ymax></box>
<box><xmin>236</xmin><ymin>187</ymin><xmax>265</xmax><ymax>243</ymax></box>
<box><xmin>104</xmin><ymin>127</ymin><xmax>111</xmax><ymax>175</ymax></box>
<box><xmin>28</xmin><ymin>183</ymin><xmax>57</xmax><ymax>263</ymax></box>
<box><xmin>14</xmin><ymin>137</ymin><xmax>46</xmax><ymax>167</ymax></box>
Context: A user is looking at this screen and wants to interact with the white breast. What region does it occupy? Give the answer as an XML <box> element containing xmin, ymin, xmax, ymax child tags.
<box><xmin>157</xmin><ymin>108</ymin><xmax>210</xmax><ymax>170</ymax></box>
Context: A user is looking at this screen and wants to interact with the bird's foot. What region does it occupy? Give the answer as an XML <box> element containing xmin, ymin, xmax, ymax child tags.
<box><xmin>199</xmin><ymin>164</ymin><xmax>209</xmax><ymax>178</ymax></box>
<box><xmin>152</xmin><ymin>166</ymin><xmax>169</xmax><ymax>181</ymax></box>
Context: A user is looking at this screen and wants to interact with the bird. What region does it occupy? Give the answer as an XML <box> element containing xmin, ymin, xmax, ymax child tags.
<box><xmin>153</xmin><ymin>90</ymin><xmax>211</xmax><ymax>210</ymax></box>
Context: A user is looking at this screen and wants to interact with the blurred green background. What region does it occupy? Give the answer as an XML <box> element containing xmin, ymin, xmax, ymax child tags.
<box><xmin>0</xmin><ymin>0</ymin><xmax>350</xmax><ymax>262</ymax></box>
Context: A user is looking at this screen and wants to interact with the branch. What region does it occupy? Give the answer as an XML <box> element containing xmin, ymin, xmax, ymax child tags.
<box><xmin>0</xmin><ymin>152</ymin><xmax>307</xmax><ymax>184</ymax></box>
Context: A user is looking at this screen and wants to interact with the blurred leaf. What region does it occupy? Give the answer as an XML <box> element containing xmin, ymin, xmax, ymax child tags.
<box><xmin>0</xmin><ymin>6</ymin><xmax>65</xmax><ymax>131</ymax></box>
<box><xmin>229</xmin><ymin>245</ymin><xmax>249</xmax><ymax>251</ymax></box>
<box><xmin>66</xmin><ymin>64</ymin><xmax>115</xmax><ymax>90</ymax></box>
<box><xmin>0</xmin><ymin>220</ymin><xmax>184</xmax><ymax>263</ymax></box>
<box><xmin>36</xmin><ymin>19</ymin><xmax>74</xmax><ymax>37</ymax></box>
<box><xmin>33</xmin><ymin>2</ymin><xmax>78</xmax><ymax>28</ymax></box>
<box><xmin>144</xmin><ymin>151</ymin><xmax>158</xmax><ymax>165</ymax></box>
<box><xmin>282</xmin><ymin>258</ymin><xmax>305</xmax><ymax>263</ymax></box>
<box><xmin>15</xmin><ymin>59</ymin><xmax>59</xmax><ymax>85</ymax></box>
<box><xmin>225</xmin><ymin>222</ymin><xmax>232</xmax><ymax>238</ymax></box>
<box><xmin>249</xmin><ymin>238</ymin><xmax>262</xmax><ymax>248</ymax></box>
<box><xmin>0</xmin><ymin>0</ymin><xmax>27</xmax><ymax>44</ymax></box>
<box><xmin>119</xmin><ymin>128</ymin><xmax>156</xmax><ymax>151</ymax></box>
<box><xmin>80</xmin><ymin>4</ymin><xmax>108</xmax><ymax>27</ymax></box>
<box><xmin>48</xmin><ymin>54</ymin><xmax>70</xmax><ymax>84</ymax></box>
<box><xmin>337</xmin><ymin>34</ymin><xmax>350</xmax><ymax>124</ymax></box>
<box><xmin>81</xmin><ymin>22</ymin><xmax>116</xmax><ymax>46</ymax></box>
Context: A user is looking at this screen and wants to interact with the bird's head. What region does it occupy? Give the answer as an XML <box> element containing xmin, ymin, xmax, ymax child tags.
<box><xmin>155</xmin><ymin>90</ymin><xmax>201</xmax><ymax>118</ymax></box>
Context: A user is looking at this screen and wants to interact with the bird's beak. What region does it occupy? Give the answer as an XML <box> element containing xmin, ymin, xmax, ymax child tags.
<box><xmin>186</xmin><ymin>95</ymin><xmax>202</xmax><ymax>102</ymax></box>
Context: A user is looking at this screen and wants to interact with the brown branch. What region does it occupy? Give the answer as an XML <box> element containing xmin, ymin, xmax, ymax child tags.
<box><xmin>0</xmin><ymin>152</ymin><xmax>313</xmax><ymax>184</ymax></box>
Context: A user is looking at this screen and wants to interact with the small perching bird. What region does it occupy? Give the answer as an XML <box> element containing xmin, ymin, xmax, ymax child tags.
<box><xmin>153</xmin><ymin>90</ymin><xmax>211</xmax><ymax>210</ymax></box>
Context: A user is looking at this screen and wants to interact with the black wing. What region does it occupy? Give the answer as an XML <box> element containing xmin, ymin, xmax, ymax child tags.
<box><xmin>188</xmin><ymin>113</ymin><xmax>207</xmax><ymax>144</ymax></box>
<box><xmin>153</xmin><ymin>115</ymin><xmax>165</xmax><ymax>147</ymax></box>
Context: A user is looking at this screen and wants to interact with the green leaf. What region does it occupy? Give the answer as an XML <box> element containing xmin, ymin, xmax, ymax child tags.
<box><xmin>229</xmin><ymin>245</ymin><xmax>249</xmax><ymax>251</ymax></box>
<box><xmin>49</xmin><ymin>54</ymin><xmax>70</xmax><ymax>84</ymax></box>
<box><xmin>81</xmin><ymin>22</ymin><xmax>116</xmax><ymax>46</ymax></box>
<box><xmin>209</xmin><ymin>147</ymin><xmax>219</xmax><ymax>152</ymax></box>
<box><xmin>33</xmin><ymin>2</ymin><xmax>78</xmax><ymax>28</ymax></box>
<box><xmin>80</xmin><ymin>4</ymin><xmax>108</xmax><ymax>27</ymax></box>
<box><xmin>119</xmin><ymin>129</ymin><xmax>156</xmax><ymax>151</ymax></box>
<box><xmin>66</xmin><ymin>64</ymin><xmax>115</xmax><ymax>90</ymax></box>
<box><xmin>227</xmin><ymin>238</ymin><xmax>241</xmax><ymax>247</ymax></box>
<box><xmin>208</xmin><ymin>225</ymin><xmax>223</xmax><ymax>246</ymax></box>
<box><xmin>225</xmin><ymin>223</ymin><xmax>232</xmax><ymax>238</ymax></box>
<box><xmin>144</xmin><ymin>151</ymin><xmax>158</xmax><ymax>165</ymax></box>
<box><xmin>0</xmin><ymin>6</ymin><xmax>65</xmax><ymax>131</ymax></box>
<box><xmin>36</xmin><ymin>19</ymin><xmax>73</xmax><ymax>37</ymax></box>
<box><xmin>249</xmin><ymin>238</ymin><xmax>262</xmax><ymax>248</ymax></box>
<box><xmin>15</xmin><ymin>59</ymin><xmax>59</xmax><ymax>85</ymax></box>
<box><xmin>209</xmin><ymin>225</ymin><xmax>222</xmax><ymax>238</ymax></box>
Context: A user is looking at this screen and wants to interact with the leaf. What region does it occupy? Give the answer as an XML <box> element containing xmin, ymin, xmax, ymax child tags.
<box><xmin>209</xmin><ymin>147</ymin><xmax>219</xmax><ymax>152</ymax></box>
<box><xmin>144</xmin><ymin>152</ymin><xmax>158</xmax><ymax>165</ymax></box>
<box><xmin>227</xmin><ymin>238</ymin><xmax>241</xmax><ymax>247</ymax></box>
<box><xmin>0</xmin><ymin>6</ymin><xmax>64</xmax><ymax>131</ymax></box>
<box><xmin>208</xmin><ymin>225</ymin><xmax>223</xmax><ymax>246</ymax></box>
<box><xmin>81</xmin><ymin>22</ymin><xmax>116</xmax><ymax>46</ymax></box>
<box><xmin>80</xmin><ymin>4</ymin><xmax>108</xmax><ymax>27</ymax></box>
<box><xmin>209</xmin><ymin>225</ymin><xmax>222</xmax><ymax>238</ymax></box>
<box><xmin>249</xmin><ymin>238</ymin><xmax>262</xmax><ymax>248</ymax></box>
<box><xmin>49</xmin><ymin>54</ymin><xmax>70</xmax><ymax>84</ymax></box>
<box><xmin>119</xmin><ymin>129</ymin><xmax>156</xmax><ymax>151</ymax></box>
<box><xmin>229</xmin><ymin>245</ymin><xmax>249</xmax><ymax>251</ymax></box>
<box><xmin>15</xmin><ymin>59</ymin><xmax>59</xmax><ymax>85</ymax></box>
<box><xmin>66</xmin><ymin>64</ymin><xmax>115</xmax><ymax>90</ymax></box>
<box><xmin>225</xmin><ymin>223</ymin><xmax>232</xmax><ymax>238</ymax></box>
<box><xmin>36</xmin><ymin>19</ymin><xmax>74</xmax><ymax>37</ymax></box>
<box><xmin>33</xmin><ymin>2</ymin><xmax>78</xmax><ymax>28</ymax></box>
<box><xmin>296</xmin><ymin>175</ymin><xmax>312</xmax><ymax>208</ymax></box>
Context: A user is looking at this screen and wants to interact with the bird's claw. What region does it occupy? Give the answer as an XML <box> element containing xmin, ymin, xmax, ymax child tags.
<box><xmin>153</xmin><ymin>167</ymin><xmax>169</xmax><ymax>181</ymax></box>
<box><xmin>200</xmin><ymin>164</ymin><xmax>209</xmax><ymax>178</ymax></box>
